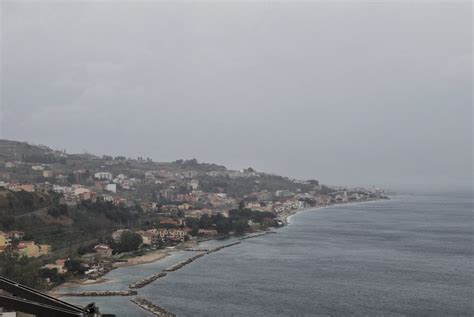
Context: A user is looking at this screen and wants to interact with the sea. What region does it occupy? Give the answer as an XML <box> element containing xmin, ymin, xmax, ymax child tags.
<box><xmin>60</xmin><ymin>194</ymin><xmax>474</xmax><ymax>316</ymax></box>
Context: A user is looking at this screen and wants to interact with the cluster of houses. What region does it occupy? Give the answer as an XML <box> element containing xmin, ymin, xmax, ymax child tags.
<box><xmin>0</xmin><ymin>230</ymin><xmax>51</xmax><ymax>258</ymax></box>
<box><xmin>0</xmin><ymin>159</ymin><xmax>384</xmax><ymax>279</ymax></box>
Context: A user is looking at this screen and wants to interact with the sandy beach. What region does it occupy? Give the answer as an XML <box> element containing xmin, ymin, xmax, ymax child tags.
<box><xmin>113</xmin><ymin>249</ymin><xmax>169</xmax><ymax>268</ymax></box>
<box><xmin>50</xmin><ymin>199</ymin><xmax>386</xmax><ymax>295</ymax></box>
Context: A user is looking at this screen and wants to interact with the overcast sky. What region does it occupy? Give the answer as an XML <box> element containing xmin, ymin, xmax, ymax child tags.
<box><xmin>1</xmin><ymin>1</ymin><xmax>472</xmax><ymax>191</ymax></box>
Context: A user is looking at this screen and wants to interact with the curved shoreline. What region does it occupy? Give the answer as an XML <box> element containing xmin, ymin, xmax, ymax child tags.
<box><xmin>282</xmin><ymin>198</ymin><xmax>388</xmax><ymax>225</ymax></box>
<box><xmin>53</xmin><ymin>198</ymin><xmax>388</xmax><ymax>295</ymax></box>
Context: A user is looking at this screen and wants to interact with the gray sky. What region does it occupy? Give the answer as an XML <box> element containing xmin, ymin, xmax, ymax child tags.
<box><xmin>1</xmin><ymin>1</ymin><xmax>472</xmax><ymax>191</ymax></box>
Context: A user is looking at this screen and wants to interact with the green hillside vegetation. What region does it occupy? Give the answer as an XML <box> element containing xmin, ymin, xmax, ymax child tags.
<box><xmin>0</xmin><ymin>188</ymin><xmax>142</xmax><ymax>251</ymax></box>
<box><xmin>0</xmin><ymin>187</ymin><xmax>54</xmax><ymax>214</ymax></box>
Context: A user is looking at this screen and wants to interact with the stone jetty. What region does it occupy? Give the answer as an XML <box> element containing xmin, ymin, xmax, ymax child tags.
<box><xmin>186</xmin><ymin>241</ymin><xmax>242</xmax><ymax>253</ymax></box>
<box><xmin>164</xmin><ymin>252</ymin><xmax>206</xmax><ymax>272</ymax></box>
<box><xmin>59</xmin><ymin>290</ymin><xmax>137</xmax><ymax>297</ymax></box>
<box><xmin>129</xmin><ymin>272</ymin><xmax>167</xmax><ymax>289</ymax></box>
<box><xmin>130</xmin><ymin>242</ymin><xmax>242</xmax><ymax>277</ymax></box>
<box><xmin>206</xmin><ymin>241</ymin><xmax>241</xmax><ymax>253</ymax></box>
<box><xmin>239</xmin><ymin>231</ymin><xmax>275</xmax><ymax>240</ymax></box>
<box><xmin>131</xmin><ymin>297</ymin><xmax>176</xmax><ymax>317</ymax></box>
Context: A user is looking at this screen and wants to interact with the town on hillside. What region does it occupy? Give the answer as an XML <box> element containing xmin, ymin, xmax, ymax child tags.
<box><xmin>0</xmin><ymin>140</ymin><xmax>387</xmax><ymax>290</ymax></box>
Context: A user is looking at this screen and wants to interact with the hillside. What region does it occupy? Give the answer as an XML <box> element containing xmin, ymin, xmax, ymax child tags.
<box><xmin>0</xmin><ymin>139</ymin><xmax>67</xmax><ymax>163</ymax></box>
<box><xmin>0</xmin><ymin>187</ymin><xmax>142</xmax><ymax>251</ymax></box>
<box><xmin>0</xmin><ymin>187</ymin><xmax>55</xmax><ymax>217</ymax></box>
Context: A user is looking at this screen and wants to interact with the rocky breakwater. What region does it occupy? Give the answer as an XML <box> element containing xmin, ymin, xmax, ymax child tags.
<box><xmin>129</xmin><ymin>272</ymin><xmax>167</xmax><ymax>289</ymax></box>
<box><xmin>131</xmin><ymin>297</ymin><xmax>176</xmax><ymax>317</ymax></box>
<box><xmin>206</xmin><ymin>241</ymin><xmax>241</xmax><ymax>253</ymax></box>
<box><xmin>164</xmin><ymin>252</ymin><xmax>206</xmax><ymax>272</ymax></box>
<box><xmin>162</xmin><ymin>242</ymin><xmax>242</xmax><ymax>273</ymax></box>
<box><xmin>185</xmin><ymin>241</ymin><xmax>242</xmax><ymax>253</ymax></box>
<box><xmin>239</xmin><ymin>231</ymin><xmax>275</xmax><ymax>240</ymax></box>
<box><xmin>59</xmin><ymin>290</ymin><xmax>137</xmax><ymax>297</ymax></box>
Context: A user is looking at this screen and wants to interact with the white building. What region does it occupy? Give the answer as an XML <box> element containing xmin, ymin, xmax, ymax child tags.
<box><xmin>189</xmin><ymin>179</ymin><xmax>199</xmax><ymax>190</ymax></box>
<box><xmin>106</xmin><ymin>183</ymin><xmax>117</xmax><ymax>193</ymax></box>
<box><xmin>94</xmin><ymin>172</ymin><xmax>113</xmax><ymax>181</ymax></box>
<box><xmin>4</xmin><ymin>162</ymin><xmax>15</xmax><ymax>168</ymax></box>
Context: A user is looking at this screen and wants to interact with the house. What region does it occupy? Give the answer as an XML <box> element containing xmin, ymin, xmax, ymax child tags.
<box><xmin>136</xmin><ymin>230</ymin><xmax>156</xmax><ymax>245</ymax></box>
<box><xmin>74</xmin><ymin>187</ymin><xmax>90</xmax><ymax>196</ymax></box>
<box><xmin>94</xmin><ymin>172</ymin><xmax>113</xmax><ymax>181</ymax></box>
<box><xmin>19</xmin><ymin>184</ymin><xmax>34</xmax><ymax>192</ymax></box>
<box><xmin>105</xmin><ymin>183</ymin><xmax>117</xmax><ymax>193</ymax></box>
<box><xmin>189</xmin><ymin>179</ymin><xmax>199</xmax><ymax>190</ymax></box>
<box><xmin>159</xmin><ymin>218</ymin><xmax>182</xmax><ymax>226</ymax></box>
<box><xmin>43</xmin><ymin>170</ymin><xmax>54</xmax><ymax>178</ymax></box>
<box><xmin>7</xmin><ymin>231</ymin><xmax>25</xmax><ymax>240</ymax></box>
<box><xmin>17</xmin><ymin>241</ymin><xmax>50</xmax><ymax>258</ymax></box>
<box><xmin>0</xmin><ymin>231</ymin><xmax>11</xmax><ymax>250</ymax></box>
<box><xmin>78</xmin><ymin>191</ymin><xmax>96</xmax><ymax>201</ymax></box>
<box><xmin>178</xmin><ymin>203</ymin><xmax>192</xmax><ymax>211</ymax></box>
<box><xmin>116</xmin><ymin>174</ymin><xmax>127</xmax><ymax>180</ymax></box>
<box><xmin>4</xmin><ymin>162</ymin><xmax>15</xmax><ymax>168</ymax></box>
<box><xmin>94</xmin><ymin>244</ymin><xmax>113</xmax><ymax>258</ymax></box>
<box><xmin>113</xmin><ymin>197</ymin><xmax>127</xmax><ymax>206</ymax></box>
<box><xmin>198</xmin><ymin>229</ymin><xmax>218</xmax><ymax>236</ymax></box>
<box><xmin>42</xmin><ymin>259</ymin><xmax>67</xmax><ymax>274</ymax></box>
<box><xmin>102</xmin><ymin>194</ymin><xmax>114</xmax><ymax>202</ymax></box>
<box><xmin>157</xmin><ymin>228</ymin><xmax>190</xmax><ymax>241</ymax></box>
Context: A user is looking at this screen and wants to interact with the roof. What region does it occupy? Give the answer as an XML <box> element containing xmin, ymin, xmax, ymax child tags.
<box><xmin>94</xmin><ymin>244</ymin><xmax>111</xmax><ymax>250</ymax></box>
<box><xmin>19</xmin><ymin>241</ymin><xmax>35</xmax><ymax>245</ymax></box>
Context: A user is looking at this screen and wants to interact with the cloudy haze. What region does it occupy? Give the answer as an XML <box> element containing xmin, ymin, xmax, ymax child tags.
<box><xmin>1</xmin><ymin>1</ymin><xmax>472</xmax><ymax>191</ymax></box>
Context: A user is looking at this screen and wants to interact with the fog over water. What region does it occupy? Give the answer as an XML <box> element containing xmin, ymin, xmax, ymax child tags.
<box><xmin>1</xmin><ymin>1</ymin><xmax>472</xmax><ymax>191</ymax></box>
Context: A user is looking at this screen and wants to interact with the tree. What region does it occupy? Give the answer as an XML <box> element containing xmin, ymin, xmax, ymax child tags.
<box><xmin>190</xmin><ymin>227</ymin><xmax>199</xmax><ymax>236</ymax></box>
<box><xmin>65</xmin><ymin>259</ymin><xmax>86</xmax><ymax>275</ymax></box>
<box><xmin>233</xmin><ymin>219</ymin><xmax>249</xmax><ymax>235</ymax></box>
<box><xmin>199</xmin><ymin>214</ymin><xmax>212</xmax><ymax>229</ymax></box>
<box><xmin>47</xmin><ymin>205</ymin><xmax>68</xmax><ymax>218</ymax></box>
<box><xmin>215</xmin><ymin>219</ymin><xmax>232</xmax><ymax>234</ymax></box>
<box><xmin>38</xmin><ymin>268</ymin><xmax>65</xmax><ymax>284</ymax></box>
<box><xmin>185</xmin><ymin>217</ymin><xmax>199</xmax><ymax>228</ymax></box>
<box><xmin>67</xmin><ymin>172</ymin><xmax>76</xmax><ymax>184</ymax></box>
<box><xmin>115</xmin><ymin>231</ymin><xmax>142</xmax><ymax>253</ymax></box>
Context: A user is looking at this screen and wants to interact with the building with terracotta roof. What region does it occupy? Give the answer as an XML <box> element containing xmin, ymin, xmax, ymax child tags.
<box><xmin>94</xmin><ymin>244</ymin><xmax>113</xmax><ymax>258</ymax></box>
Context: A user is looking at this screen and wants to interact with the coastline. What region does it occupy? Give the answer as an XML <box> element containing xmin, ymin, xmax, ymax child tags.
<box><xmin>52</xmin><ymin>197</ymin><xmax>388</xmax><ymax>295</ymax></box>
<box><xmin>277</xmin><ymin>197</ymin><xmax>387</xmax><ymax>226</ymax></box>
<box><xmin>113</xmin><ymin>249</ymin><xmax>170</xmax><ymax>268</ymax></box>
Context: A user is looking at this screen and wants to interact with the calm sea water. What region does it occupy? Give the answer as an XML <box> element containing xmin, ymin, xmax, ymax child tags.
<box><xmin>62</xmin><ymin>194</ymin><xmax>474</xmax><ymax>316</ymax></box>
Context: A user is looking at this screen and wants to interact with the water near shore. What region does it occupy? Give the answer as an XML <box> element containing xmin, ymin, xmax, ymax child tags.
<box><xmin>60</xmin><ymin>194</ymin><xmax>473</xmax><ymax>316</ymax></box>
